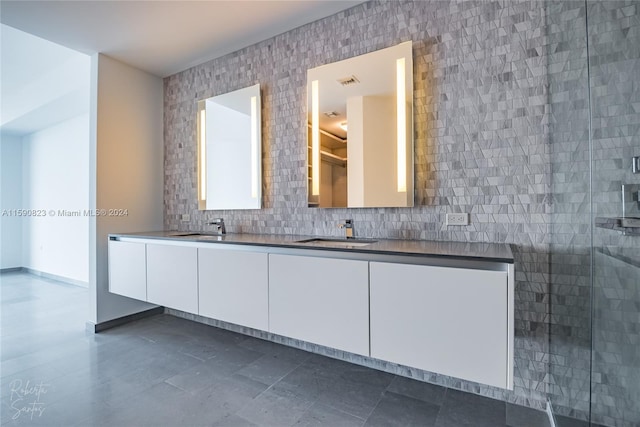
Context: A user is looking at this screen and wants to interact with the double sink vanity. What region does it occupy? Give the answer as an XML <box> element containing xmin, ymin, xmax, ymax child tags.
<box><xmin>109</xmin><ymin>40</ymin><xmax>514</xmax><ymax>393</ymax></box>
<box><xmin>108</xmin><ymin>230</ymin><xmax>515</xmax><ymax>391</ymax></box>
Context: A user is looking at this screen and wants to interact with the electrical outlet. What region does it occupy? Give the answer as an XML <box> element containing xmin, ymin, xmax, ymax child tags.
<box><xmin>181</xmin><ymin>214</ymin><xmax>190</xmax><ymax>222</ymax></box>
<box><xmin>446</xmin><ymin>213</ymin><xmax>470</xmax><ymax>226</ymax></box>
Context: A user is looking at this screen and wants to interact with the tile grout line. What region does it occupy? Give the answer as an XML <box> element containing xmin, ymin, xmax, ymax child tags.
<box><xmin>432</xmin><ymin>386</ymin><xmax>449</xmax><ymax>427</ymax></box>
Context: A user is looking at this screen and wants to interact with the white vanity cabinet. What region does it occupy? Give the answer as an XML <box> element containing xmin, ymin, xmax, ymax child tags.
<box><xmin>108</xmin><ymin>233</ymin><xmax>514</xmax><ymax>391</ymax></box>
<box><xmin>146</xmin><ymin>244</ymin><xmax>198</xmax><ymax>313</ymax></box>
<box><xmin>108</xmin><ymin>240</ymin><xmax>147</xmax><ymax>301</ymax></box>
<box><xmin>369</xmin><ymin>261</ymin><xmax>510</xmax><ymax>389</ymax></box>
<box><xmin>198</xmin><ymin>248</ymin><xmax>268</xmax><ymax>331</ymax></box>
<box><xmin>268</xmin><ymin>254</ymin><xmax>370</xmax><ymax>356</ymax></box>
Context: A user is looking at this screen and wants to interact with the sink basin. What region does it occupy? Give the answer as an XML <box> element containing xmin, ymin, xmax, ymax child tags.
<box><xmin>295</xmin><ymin>238</ymin><xmax>377</xmax><ymax>248</ymax></box>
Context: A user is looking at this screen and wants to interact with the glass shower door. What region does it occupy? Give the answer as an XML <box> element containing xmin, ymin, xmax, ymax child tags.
<box><xmin>588</xmin><ymin>1</ymin><xmax>640</xmax><ymax>426</ymax></box>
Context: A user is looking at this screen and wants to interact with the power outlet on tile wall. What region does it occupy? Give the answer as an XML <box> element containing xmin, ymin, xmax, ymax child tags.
<box><xmin>181</xmin><ymin>214</ymin><xmax>190</xmax><ymax>222</ymax></box>
<box><xmin>446</xmin><ymin>213</ymin><xmax>470</xmax><ymax>226</ymax></box>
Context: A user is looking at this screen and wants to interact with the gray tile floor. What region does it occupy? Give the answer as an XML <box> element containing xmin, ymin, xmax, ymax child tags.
<box><xmin>0</xmin><ymin>272</ymin><xmax>551</xmax><ymax>427</ymax></box>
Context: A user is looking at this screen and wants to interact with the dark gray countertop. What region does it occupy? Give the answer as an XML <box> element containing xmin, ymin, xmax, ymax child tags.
<box><xmin>110</xmin><ymin>231</ymin><xmax>514</xmax><ymax>264</ymax></box>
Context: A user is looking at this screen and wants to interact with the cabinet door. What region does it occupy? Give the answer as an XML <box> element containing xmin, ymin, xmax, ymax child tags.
<box><xmin>146</xmin><ymin>244</ymin><xmax>198</xmax><ymax>313</ymax></box>
<box><xmin>198</xmin><ymin>248</ymin><xmax>268</xmax><ymax>330</ymax></box>
<box><xmin>370</xmin><ymin>262</ymin><xmax>509</xmax><ymax>389</ymax></box>
<box><xmin>269</xmin><ymin>254</ymin><xmax>369</xmax><ymax>356</ymax></box>
<box><xmin>108</xmin><ymin>240</ymin><xmax>147</xmax><ymax>301</ymax></box>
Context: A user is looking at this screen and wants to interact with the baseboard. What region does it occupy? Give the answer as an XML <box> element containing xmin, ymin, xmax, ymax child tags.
<box><xmin>22</xmin><ymin>267</ymin><xmax>88</xmax><ymax>288</ymax></box>
<box><xmin>546</xmin><ymin>400</ymin><xmax>557</xmax><ymax>427</ymax></box>
<box><xmin>5</xmin><ymin>266</ymin><xmax>88</xmax><ymax>288</ymax></box>
<box><xmin>86</xmin><ymin>306</ymin><xmax>164</xmax><ymax>333</ymax></box>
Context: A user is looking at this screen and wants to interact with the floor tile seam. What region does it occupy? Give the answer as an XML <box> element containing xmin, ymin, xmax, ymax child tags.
<box><xmin>234</xmin><ymin>385</ymin><xmax>315</xmax><ymax>427</ymax></box>
<box><xmin>312</xmin><ymin>400</ymin><xmax>370</xmax><ymax>423</ymax></box>
<box><xmin>178</xmin><ymin>350</ymin><xmax>208</xmax><ymax>363</ymax></box>
<box><xmin>356</xmin><ymin>387</ymin><xmax>387</xmax><ymax>423</ymax></box>
<box><xmin>375</xmin><ymin>390</ymin><xmax>445</xmax><ymax>424</ymax></box>
<box><xmin>161</xmin><ymin>365</ymin><xmax>230</xmax><ymax>397</ymax></box>
<box><xmin>235</xmin><ymin>363</ymin><xmax>299</xmax><ymax>389</ymax></box>
<box><xmin>432</xmin><ymin>386</ymin><xmax>451</xmax><ymax>427</ymax></box>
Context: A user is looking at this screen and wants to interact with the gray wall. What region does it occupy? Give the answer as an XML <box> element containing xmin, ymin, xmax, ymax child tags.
<box><xmin>165</xmin><ymin>0</ymin><xmax>551</xmax><ymax>410</ymax></box>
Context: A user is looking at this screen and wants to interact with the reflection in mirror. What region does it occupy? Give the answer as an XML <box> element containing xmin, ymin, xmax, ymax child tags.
<box><xmin>197</xmin><ymin>84</ymin><xmax>261</xmax><ymax>210</ymax></box>
<box><xmin>307</xmin><ymin>41</ymin><xmax>413</xmax><ymax>208</ymax></box>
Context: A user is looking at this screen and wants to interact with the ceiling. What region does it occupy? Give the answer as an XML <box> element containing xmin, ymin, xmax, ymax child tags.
<box><xmin>1</xmin><ymin>24</ymin><xmax>90</xmax><ymax>136</ymax></box>
<box><xmin>0</xmin><ymin>1</ymin><xmax>362</xmax><ymax>136</ymax></box>
<box><xmin>0</xmin><ymin>0</ymin><xmax>363</xmax><ymax>78</ymax></box>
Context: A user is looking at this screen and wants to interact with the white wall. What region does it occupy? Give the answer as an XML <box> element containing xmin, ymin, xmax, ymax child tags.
<box><xmin>0</xmin><ymin>134</ymin><xmax>23</xmax><ymax>269</ymax></box>
<box><xmin>89</xmin><ymin>54</ymin><xmax>164</xmax><ymax>325</ymax></box>
<box><xmin>20</xmin><ymin>114</ymin><xmax>90</xmax><ymax>283</ymax></box>
<box><xmin>347</xmin><ymin>95</ymin><xmax>412</xmax><ymax>207</ymax></box>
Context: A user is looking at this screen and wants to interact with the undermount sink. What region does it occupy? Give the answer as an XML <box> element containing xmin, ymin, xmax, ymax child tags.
<box><xmin>295</xmin><ymin>238</ymin><xmax>377</xmax><ymax>248</ymax></box>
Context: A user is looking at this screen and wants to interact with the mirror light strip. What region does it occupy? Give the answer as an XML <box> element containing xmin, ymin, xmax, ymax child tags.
<box><xmin>199</xmin><ymin>108</ymin><xmax>207</xmax><ymax>200</ymax></box>
<box><xmin>250</xmin><ymin>96</ymin><xmax>258</xmax><ymax>199</ymax></box>
<box><xmin>396</xmin><ymin>57</ymin><xmax>407</xmax><ymax>193</ymax></box>
<box><xmin>311</xmin><ymin>80</ymin><xmax>320</xmax><ymax>196</ymax></box>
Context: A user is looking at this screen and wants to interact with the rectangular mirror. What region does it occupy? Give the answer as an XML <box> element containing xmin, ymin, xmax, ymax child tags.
<box><xmin>307</xmin><ymin>41</ymin><xmax>413</xmax><ymax>208</ymax></box>
<box><xmin>197</xmin><ymin>84</ymin><xmax>261</xmax><ymax>210</ymax></box>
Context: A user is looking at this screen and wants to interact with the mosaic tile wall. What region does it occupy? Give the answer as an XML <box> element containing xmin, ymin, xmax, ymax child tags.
<box><xmin>547</xmin><ymin>1</ymin><xmax>640</xmax><ymax>425</ymax></box>
<box><xmin>588</xmin><ymin>1</ymin><xmax>640</xmax><ymax>426</ymax></box>
<box><xmin>164</xmin><ymin>0</ymin><xmax>554</xmax><ymax>411</ymax></box>
<box><xmin>593</xmin><ymin>250</ymin><xmax>640</xmax><ymax>427</ymax></box>
<box><xmin>547</xmin><ymin>0</ymin><xmax>593</xmax><ymax>422</ymax></box>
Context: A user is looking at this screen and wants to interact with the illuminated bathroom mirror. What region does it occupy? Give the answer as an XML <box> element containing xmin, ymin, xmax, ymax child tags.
<box><xmin>197</xmin><ymin>84</ymin><xmax>261</xmax><ymax>210</ymax></box>
<box><xmin>307</xmin><ymin>41</ymin><xmax>413</xmax><ymax>208</ymax></box>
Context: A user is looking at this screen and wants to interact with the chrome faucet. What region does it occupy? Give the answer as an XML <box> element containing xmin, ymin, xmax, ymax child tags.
<box><xmin>209</xmin><ymin>218</ymin><xmax>226</xmax><ymax>235</ymax></box>
<box><xmin>339</xmin><ymin>219</ymin><xmax>354</xmax><ymax>239</ymax></box>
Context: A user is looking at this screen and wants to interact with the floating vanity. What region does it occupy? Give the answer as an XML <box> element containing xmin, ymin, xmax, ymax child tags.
<box><xmin>108</xmin><ymin>232</ymin><xmax>514</xmax><ymax>390</ymax></box>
